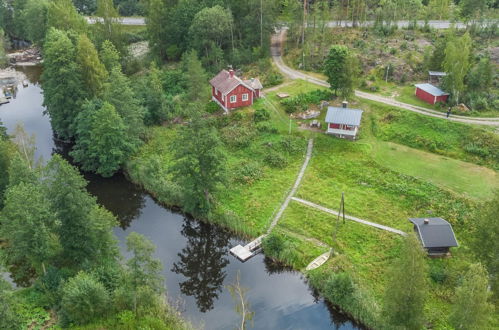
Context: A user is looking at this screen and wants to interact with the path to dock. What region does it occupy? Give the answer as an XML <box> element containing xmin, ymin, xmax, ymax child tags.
<box><xmin>291</xmin><ymin>197</ymin><xmax>407</xmax><ymax>236</ymax></box>
<box><xmin>230</xmin><ymin>139</ymin><xmax>314</xmax><ymax>261</ymax></box>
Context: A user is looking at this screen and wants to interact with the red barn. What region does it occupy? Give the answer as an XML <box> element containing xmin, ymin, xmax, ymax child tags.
<box><xmin>210</xmin><ymin>69</ymin><xmax>263</xmax><ymax>112</ymax></box>
<box><xmin>415</xmin><ymin>83</ymin><xmax>449</xmax><ymax>105</ymax></box>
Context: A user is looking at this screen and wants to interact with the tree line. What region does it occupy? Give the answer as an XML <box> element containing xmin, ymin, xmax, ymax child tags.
<box><xmin>0</xmin><ymin>124</ymin><xmax>188</xmax><ymax>327</ymax></box>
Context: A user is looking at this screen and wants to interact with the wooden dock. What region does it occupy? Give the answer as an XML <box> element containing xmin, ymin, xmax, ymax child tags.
<box><xmin>230</xmin><ymin>235</ymin><xmax>266</xmax><ymax>262</ymax></box>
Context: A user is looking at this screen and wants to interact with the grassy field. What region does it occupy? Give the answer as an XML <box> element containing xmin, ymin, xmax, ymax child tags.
<box><xmin>372</xmin><ymin>141</ymin><xmax>498</xmax><ymax>200</ymax></box>
<box><xmin>128</xmin><ymin>79</ymin><xmax>497</xmax><ymax>329</ymax></box>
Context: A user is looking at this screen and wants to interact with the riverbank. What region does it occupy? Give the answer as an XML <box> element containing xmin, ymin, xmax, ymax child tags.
<box><xmin>125</xmin><ymin>79</ymin><xmax>498</xmax><ymax>328</ymax></box>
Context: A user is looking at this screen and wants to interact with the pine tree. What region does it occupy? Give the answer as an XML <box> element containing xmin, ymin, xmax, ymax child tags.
<box><xmin>323</xmin><ymin>45</ymin><xmax>358</xmax><ymax>99</ymax></box>
<box><xmin>383</xmin><ymin>233</ymin><xmax>428</xmax><ymax>329</ymax></box>
<box><xmin>450</xmin><ymin>263</ymin><xmax>494</xmax><ymax>330</ymax></box>
<box><xmin>76</xmin><ymin>34</ymin><xmax>108</xmax><ymax>97</ymax></box>
<box><xmin>141</xmin><ymin>63</ymin><xmax>171</xmax><ymax>125</ymax></box>
<box><xmin>183</xmin><ymin>49</ymin><xmax>210</xmax><ymax>104</ymax></box>
<box><xmin>41</xmin><ymin>28</ymin><xmax>85</xmax><ymax>139</ymax></box>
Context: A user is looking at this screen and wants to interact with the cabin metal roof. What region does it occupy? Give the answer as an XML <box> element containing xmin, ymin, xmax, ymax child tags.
<box><xmin>415</xmin><ymin>83</ymin><xmax>449</xmax><ymax>97</ymax></box>
<box><xmin>325</xmin><ymin>107</ymin><xmax>363</xmax><ymax>126</ymax></box>
<box><xmin>409</xmin><ymin>218</ymin><xmax>458</xmax><ymax>248</ymax></box>
<box><xmin>210</xmin><ymin>70</ymin><xmax>257</xmax><ymax>96</ymax></box>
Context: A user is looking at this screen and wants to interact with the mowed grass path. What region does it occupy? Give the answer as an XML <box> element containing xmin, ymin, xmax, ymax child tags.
<box><xmin>372</xmin><ymin>141</ymin><xmax>499</xmax><ymax>200</ymax></box>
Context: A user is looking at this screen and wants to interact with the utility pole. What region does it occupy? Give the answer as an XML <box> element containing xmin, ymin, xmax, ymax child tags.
<box><xmin>302</xmin><ymin>0</ymin><xmax>307</xmax><ymax>68</ymax></box>
<box><xmin>332</xmin><ymin>192</ymin><xmax>345</xmax><ymax>248</ymax></box>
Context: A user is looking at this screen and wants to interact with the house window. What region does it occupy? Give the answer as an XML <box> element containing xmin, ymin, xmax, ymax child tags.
<box><xmin>242</xmin><ymin>93</ymin><xmax>249</xmax><ymax>101</ymax></box>
<box><xmin>230</xmin><ymin>95</ymin><xmax>237</xmax><ymax>103</ymax></box>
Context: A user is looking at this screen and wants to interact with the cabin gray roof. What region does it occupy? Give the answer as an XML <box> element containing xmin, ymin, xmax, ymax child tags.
<box><xmin>325</xmin><ymin>107</ymin><xmax>363</xmax><ymax>126</ymax></box>
<box><xmin>409</xmin><ymin>218</ymin><xmax>458</xmax><ymax>248</ymax></box>
<box><xmin>428</xmin><ymin>71</ymin><xmax>447</xmax><ymax>77</ymax></box>
<box><xmin>415</xmin><ymin>83</ymin><xmax>449</xmax><ymax>96</ymax></box>
<box><xmin>243</xmin><ymin>78</ymin><xmax>263</xmax><ymax>90</ymax></box>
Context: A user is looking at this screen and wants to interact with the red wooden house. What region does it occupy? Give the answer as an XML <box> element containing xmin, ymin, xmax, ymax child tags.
<box><xmin>210</xmin><ymin>69</ymin><xmax>263</xmax><ymax>112</ymax></box>
<box><xmin>415</xmin><ymin>83</ymin><xmax>449</xmax><ymax>105</ymax></box>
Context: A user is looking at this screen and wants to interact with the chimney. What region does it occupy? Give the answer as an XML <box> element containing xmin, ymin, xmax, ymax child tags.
<box><xmin>342</xmin><ymin>101</ymin><xmax>348</xmax><ymax>109</ymax></box>
<box><xmin>229</xmin><ymin>68</ymin><xmax>235</xmax><ymax>78</ymax></box>
<box><xmin>424</xmin><ymin>218</ymin><xmax>429</xmax><ymax>224</ymax></box>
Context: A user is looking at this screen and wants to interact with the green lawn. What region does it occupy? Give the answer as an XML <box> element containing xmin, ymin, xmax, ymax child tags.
<box><xmin>372</xmin><ymin>141</ymin><xmax>499</xmax><ymax>200</ymax></box>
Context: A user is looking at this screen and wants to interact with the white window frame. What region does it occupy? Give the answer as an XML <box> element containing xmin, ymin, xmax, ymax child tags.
<box><xmin>230</xmin><ymin>95</ymin><xmax>237</xmax><ymax>103</ymax></box>
<box><xmin>242</xmin><ymin>93</ymin><xmax>249</xmax><ymax>101</ymax></box>
<box><xmin>215</xmin><ymin>88</ymin><xmax>218</xmax><ymax>95</ymax></box>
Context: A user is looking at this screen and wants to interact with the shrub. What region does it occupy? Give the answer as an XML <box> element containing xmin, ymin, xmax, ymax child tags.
<box><xmin>221</xmin><ymin>125</ymin><xmax>255</xmax><ymax>148</ymax></box>
<box><xmin>429</xmin><ymin>261</ymin><xmax>447</xmax><ymax>284</ymax></box>
<box><xmin>254</xmin><ymin>108</ymin><xmax>271</xmax><ymax>122</ymax></box>
<box><xmin>256</xmin><ymin>122</ymin><xmax>278</xmax><ymax>134</ymax></box>
<box><xmin>205</xmin><ymin>101</ymin><xmax>220</xmax><ymax>114</ymax></box>
<box><xmin>233</xmin><ymin>161</ymin><xmax>264</xmax><ymax>184</ymax></box>
<box><xmin>370</xmin><ymin>85</ymin><xmax>380</xmax><ymax>92</ymax></box>
<box><xmin>264</xmin><ymin>150</ymin><xmax>288</xmax><ymax>168</ymax></box>
<box><xmin>280</xmin><ymin>89</ymin><xmax>333</xmax><ymax>114</ymax></box>
<box><xmin>279</xmin><ymin>136</ymin><xmax>305</xmax><ymax>154</ymax></box>
<box><xmin>60</xmin><ymin>272</ymin><xmax>110</xmax><ymax>326</ymax></box>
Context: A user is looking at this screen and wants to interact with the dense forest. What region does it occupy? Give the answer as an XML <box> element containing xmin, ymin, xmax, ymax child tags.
<box><xmin>0</xmin><ymin>0</ymin><xmax>498</xmax><ymax>328</ymax></box>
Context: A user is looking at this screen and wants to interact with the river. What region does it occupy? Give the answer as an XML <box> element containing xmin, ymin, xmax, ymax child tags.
<box><xmin>0</xmin><ymin>66</ymin><xmax>362</xmax><ymax>330</ymax></box>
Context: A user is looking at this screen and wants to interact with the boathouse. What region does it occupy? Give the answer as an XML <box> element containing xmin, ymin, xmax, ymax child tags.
<box><xmin>210</xmin><ymin>69</ymin><xmax>262</xmax><ymax>112</ymax></box>
<box><xmin>409</xmin><ymin>217</ymin><xmax>458</xmax><ymax>257</ymax></box>
<box><xmin>414</xmin><ymin>83</ymin><xmax>449</xmax><ymax>105</ymax></box>
<box><xmin>325</xmin><ymin>102</ymin><xmax>363</xmax><ymax>140</ymax></box>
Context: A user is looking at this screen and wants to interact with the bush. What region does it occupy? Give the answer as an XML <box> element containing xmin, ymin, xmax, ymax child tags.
<box><xmin>233</xmin><ymin>161</ymin><xmax>264</xmax><ymax>184</ymax></box>
<box><xmin>221</xmin><ymin>126</ymin><xmax>255</xmax><ymax>148</ymax></box>
<box><xmin>429</xmin><ymin>261</ymin><xmax>447</xmax><ymax>284</ymax></box>
<box><xmin>279</xmin><ymin>136</ymin><xmax>305</xmax><ymax>154</ymax></box>
<box><xmin>205</xmin><ymin>101</ymin><xmax>220</xmax><ymax>114</ymax></box>
<box><xmin>254</xmin><ymin>108</ymin><xmax>271</xmax><ymax>122</ymax></box>
<box><xmin>256</xmin><ymin>122</ymin><xmax>278</xmax><ymax>134</ymax></box>
<box><xmin>264</xmin><ymin>150</ymin><xmax>288</xmax><ymax>168</ymax></box>
<box><xmin>280</xmin><ymin>89</ymin><xmax>333</xmax><ymax>114</ymax></box>
<box><xmin>60</xmin><ymin>272</ymin><xmax>110</xmax><ymax>326</ymax></box>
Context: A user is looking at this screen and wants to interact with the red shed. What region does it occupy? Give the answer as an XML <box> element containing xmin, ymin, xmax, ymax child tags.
<box><xmin>210</xmin><ymin>69</ymin><xmax>262</xmax><ymax>112</ymax></box>
<box><xmin>415</xmin><ymin>83</ymin><xmax>449</xmax><ymax>105</ymax></box>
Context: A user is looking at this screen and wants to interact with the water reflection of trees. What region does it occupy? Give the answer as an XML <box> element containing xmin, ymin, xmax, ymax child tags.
<box><xmin>172</xmin><ymin>218</ymin><xmax>231</xmax><ymax>312</ymax></box>
<box><xmin>52</xmin><ymin>139</ymin><xmax>145</xmax><ymax>229</ymax></box>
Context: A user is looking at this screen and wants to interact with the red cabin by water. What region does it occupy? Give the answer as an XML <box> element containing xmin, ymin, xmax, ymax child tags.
<box><xmin>210</xmin><ymin>69</ymin><xmax>263</xmax><ymax>112</ymax></box>
<box><xmin>414</xmin><ymin>83</ymin><xmax>449</xmax><ymax>105</ymax></box>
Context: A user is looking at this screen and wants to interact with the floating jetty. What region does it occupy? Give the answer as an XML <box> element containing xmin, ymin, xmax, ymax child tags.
<box><xmin>230</xmin><ymin>235</ymin><xmax>266</xmax><ymax>262</ymax></box>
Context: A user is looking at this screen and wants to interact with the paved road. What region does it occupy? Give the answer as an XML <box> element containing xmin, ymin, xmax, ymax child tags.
<box><xmin>86</xmin><ymin>17</ymin><xmax>146</xmax><ymax>25</ymax></box>
<box><xmin>271</xmin><ymin>31</ymin><xmax>499</xmax><ymax>126</ymax></box>
<box><xmin>87</xmin><ymin>17</ymin><xmax>497</xmax><ymax>29</ymax></box>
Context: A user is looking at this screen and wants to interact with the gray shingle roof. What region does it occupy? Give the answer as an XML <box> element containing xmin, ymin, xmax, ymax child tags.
<box><xmin>409</xmin><ymin>218</ymin><xmax>458</xmax><ymax>248</ymax></box>
<box><xmin>415</xmin><ymin>83</ymin><xmax>449</xmax><ymax>96</ymax></box>
<box><xmin>325</xmin><ymin>107</ymin><xmax>363</xmax><ymax>126</ymax></box>
<box><xmin>428</xmin><ymin>71</ymin><xmax>447</xmax><ymax>77</ymax></box>
<box><xmin>210</xmin><ymin>70</ymin><xmax>257</xmax><ymax>95</ymax></box>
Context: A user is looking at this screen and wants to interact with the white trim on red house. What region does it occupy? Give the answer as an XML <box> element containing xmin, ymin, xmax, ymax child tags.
<box><xmin>230</xmin><ymin>95</ymin><xmax>237</xmax><ymax>103</ymax></box>
<box><xmin>242</xmin><ymin>93</ymin><xmax>249</xmax><ymax>101</ymax></box>
<box><xmin>222</xmin><ymin>80</ymin><xmax>254</xmax><ymax>97</ymax></box>
<box><xmin>212</xmin><ymin>96</ymin><xmax>228</xmax><ymax>112</ymax></box>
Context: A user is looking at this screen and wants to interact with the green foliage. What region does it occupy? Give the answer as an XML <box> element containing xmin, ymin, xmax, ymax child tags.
<box><xmin>254</xmin><ymin>108</ymin><xmax>270</xmax><ymax>122</ymax></box>
<box><xmin>41</xmin><ymin>28</ymin><xmax>85</xmax><ymax>139</ymax></box>
<box><xmin>44</xmin><ymin>155</ymin><xmax>118</xmax><ymax>269</ymax></box>
<box><xmin>103</xmin><ymin>67</ymin><xmax>145</xmax><ymax>145</ymax></box>
<box><xmin>171</xmin><ymin>111</ymin><xmax>227</xmax><ymax>215</ymax></box>
<box><xmin>76</xmin><ymin>34</ymin><xmax>108</xmax><ymax>97</ymax></box>
<box><xmin>138</xmin><ymin>63</ymin><xmax>176</xmax><ymax>125</ymax></box>
<box><xmin>0</xmin><ymin>276</ymin><xmax>22</xmax><ymax>329</ymax></box>
<box><xmin>443</xmin><ymin>32</ymin><xmax>471</xmax><ymax>104</ymax></box>
<box><xmin>0</xmin><ymin>134</ymin><xmax>13</xmax><ymax>207</ymax></box>
<box><xmin>280</xmin><ymin>89</ymin><xmax>332</xmax><ymax>113</ymax></box>
<box><xmin>99</xmin><ymin>40</ymin><xmax>121</xmax><ymax>72</ymax></box>
<box><xmin>94</xmin><ymin>0</ymin><xmax>125</xmax><ymax>52</ymax></box>
<box><xmin>47</xmin><ymin>0</ymin><xmax>88</xmax><ymax>34</ymax></box>
<box><xmin>323</xmin><ymin>45</ymin><xmax>359</xmax><ymax>99</ymax></box>
<box><xmin>470</xmin><ymin>192</ymin><xmax>499</xmax><ymax>303</ymax></box>
<box><xmin>232</xmin><ymin>161</ymin><xmax>264</xmax><ymax>185</ymax></box>
<box><xmin>24</xmin><ymin>0</ymin><xmax>50</xmax><ymax>45</ymax></box>
<box><xmin>450</xmin><ymin>263</ymin><xmax>494</xmax><ymax>330</ymax></box>
<box><xmin>71</xmin><ymin>100</ymin><xmax>134</xmax><ymax>177</ymax></box>
<box><xmin>383</xmin><ymin>233</ymin><xmax>428</xmax><ymax>330</ymax></box>
<box><xmin>264</xmin><ymin>150</ymin><xmax>288</xmax><ymax>169</ymax></box>
<box><xmin>182</xmin><ymin>49</ymin><xmax>210</xmax><ymax>104</ymax></box>
<box><xmin>0</xmin><ymin>182</ymin><xmax>56</xmax><ymax>278</ymax></box>
<box><xmin>60</xmin><ymin>271</ymin><xmax>110</xmax><ymax>326</ymax></box>
<box><xmin>0</xmin><ymin>29</ymin><xmax>6</xmax><ymax>67</ymax></box>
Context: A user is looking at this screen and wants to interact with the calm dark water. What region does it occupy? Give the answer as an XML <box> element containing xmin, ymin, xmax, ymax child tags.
<box><xmin>0</xmin><ymin>66</ymin><xmax>362</xmax><ymax>330</ymax></box>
